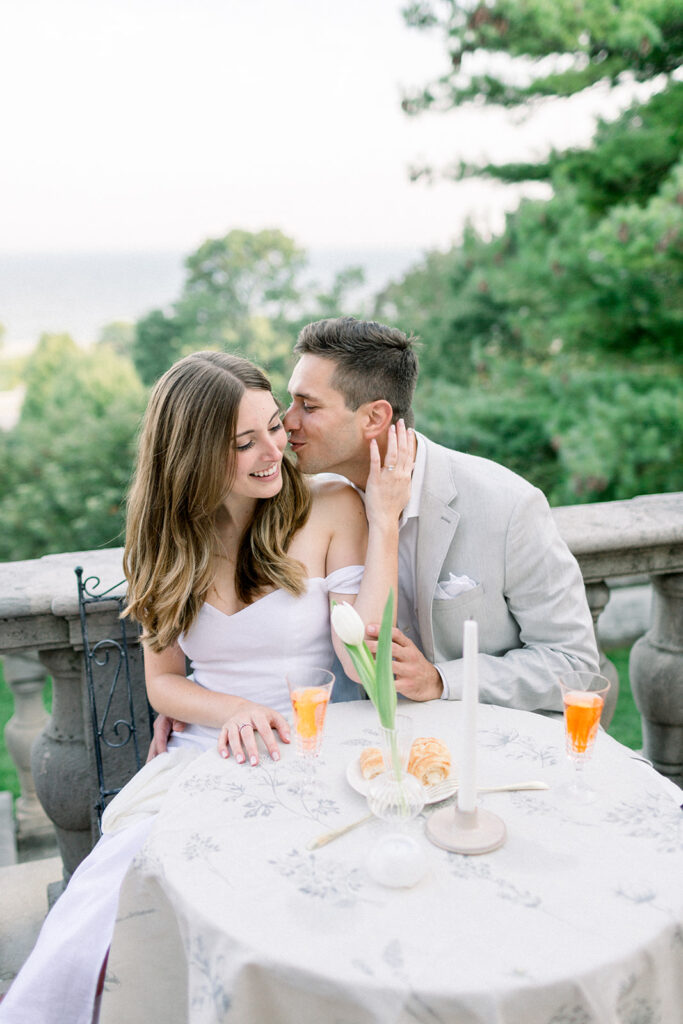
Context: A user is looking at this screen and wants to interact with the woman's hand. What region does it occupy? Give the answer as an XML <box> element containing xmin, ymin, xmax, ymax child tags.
<box><xmin>218</xmin><ymin>702</ymin><xmax>291</xmax><ymax>765</ymax></box>
<box><xmin>363</xmin><ymin>419</ymin><xmax>415</xmax><ymax>528</ymax></box>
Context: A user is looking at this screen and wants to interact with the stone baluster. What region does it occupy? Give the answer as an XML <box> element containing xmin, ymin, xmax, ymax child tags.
<box><xmin>630</xmin><ymin>572</ymin><xmax>683</xmax><ymax>788</ymax></box>
<box><xmin>31</xmin><ymin>646</ymin><xmax>98</xmax><ymax>884</ymax></box>
<box><xmin>583</xmin><ymin>580</ymin><xmax>619</xmax><ymax>728</ymax></box>
<box><xmin>1</xmin><ymin>651</ymin><xmax>55</xmax><ymax>845</ymax></box>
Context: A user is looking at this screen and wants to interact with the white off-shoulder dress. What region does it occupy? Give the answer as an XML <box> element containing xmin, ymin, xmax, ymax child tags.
<box><xmin>0</xmin><ymin>566</ymin><xmax>363</xmax><ymax>1024</ymax></box>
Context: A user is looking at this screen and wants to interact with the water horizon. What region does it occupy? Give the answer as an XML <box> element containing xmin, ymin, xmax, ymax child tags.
<box><xmin>0</xmin><ymin>246</ymin><xmax>427</xmax><ymax>354</ymax></box>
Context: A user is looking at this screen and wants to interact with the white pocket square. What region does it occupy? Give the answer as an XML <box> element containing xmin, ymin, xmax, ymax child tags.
<box><xmin>434</xmin><ymin>572</ymin><xmax>478</xmax><ymax>599</ymax></box>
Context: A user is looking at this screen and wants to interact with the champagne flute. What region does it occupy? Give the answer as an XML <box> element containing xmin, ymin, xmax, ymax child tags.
<box><xmin>558</xmin><ymin>671</ymin><xmax>611</xmax><ymax>803</ymax></box>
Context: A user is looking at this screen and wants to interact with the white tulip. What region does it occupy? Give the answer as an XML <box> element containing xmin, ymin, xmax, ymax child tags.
<box><xmin>331</xmin><ymin>602</ymin><xmax>365</xmax><ymax>647</ymax></box>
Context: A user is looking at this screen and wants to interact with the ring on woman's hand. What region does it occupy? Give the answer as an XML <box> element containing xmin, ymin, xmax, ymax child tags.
<box><xmin>238</xmin><ymin>722</ymin><xmax>252</xmax><ymax>733</ymax></box>
<box><xmin>385</xmin><ymin>465</ymin><xmax>395</xmax><ymax>471</ymax></box>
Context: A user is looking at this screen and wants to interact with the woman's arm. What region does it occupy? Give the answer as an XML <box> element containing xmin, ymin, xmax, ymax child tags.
<box><xmin>326</xmin><ymin>421</ymin><xmax>414</xmax><ymax>677</ymax></box>
<box><xmin>144</xmin><ymin>642</ymin><xmax>290</xmax><ymax>764</ymax></box>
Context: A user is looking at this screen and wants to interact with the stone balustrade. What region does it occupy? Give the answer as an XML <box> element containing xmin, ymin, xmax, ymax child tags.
<box><xmin>1</xmin><ymin>492</ymin><xmax>682</xmax><ymax>883</ymax></box>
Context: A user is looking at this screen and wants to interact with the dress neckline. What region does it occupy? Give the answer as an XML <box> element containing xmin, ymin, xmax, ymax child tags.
<box><xmin>200</xmin><ymin>566</ymin><xmax>363</xmax><ymax>621</ymax></box>
<box><xmin>203</xmin><ymin>587</ymin><xmax>287</xmax><ymax>621</ymax></box>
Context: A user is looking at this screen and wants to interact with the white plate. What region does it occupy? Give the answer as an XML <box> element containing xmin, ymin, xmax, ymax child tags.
<box><xmin>346</xmin><ymin>757</ymin><xmax>457</xmax><ymax>805</ymax></box>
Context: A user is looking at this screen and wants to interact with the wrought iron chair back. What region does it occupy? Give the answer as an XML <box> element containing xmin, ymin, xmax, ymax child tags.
<box><xmin>75</xmin><ymin>566</ymin><xmax>154</xmax><ymax>828</ymax></box>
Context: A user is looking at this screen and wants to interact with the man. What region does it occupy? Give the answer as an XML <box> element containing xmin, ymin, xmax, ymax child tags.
<box><xmin>150</xmin><ymin>316</ymin><xmax>598</xmax><ymax>754</ymax></box>
<box><xmin>283</xmin><ymin>316</ymin><xmax>598</xmax><ymax>712</ymax></box>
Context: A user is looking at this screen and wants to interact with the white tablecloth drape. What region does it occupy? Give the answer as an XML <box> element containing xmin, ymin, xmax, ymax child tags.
<box><xmin>101</xmin><ymin>701</ymin><xmax>683</xmax><ymax>1024</ymax></box>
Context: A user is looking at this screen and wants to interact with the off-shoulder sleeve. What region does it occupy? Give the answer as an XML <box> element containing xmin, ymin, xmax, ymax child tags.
<box><xmin>324</xmin><ymin>564</ymin><xmax>364</xmax><ymax>594</ymax></box>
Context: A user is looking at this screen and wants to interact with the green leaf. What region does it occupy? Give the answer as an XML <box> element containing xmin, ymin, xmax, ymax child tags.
<box><xmin>375</xmin><ymin>589</ymin><xmax>397</xmax><ymax>729</ymax></box>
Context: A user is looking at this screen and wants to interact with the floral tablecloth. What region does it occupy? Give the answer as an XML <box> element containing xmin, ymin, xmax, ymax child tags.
<box><xmin>101</xmin><ymin>701</ymin><xmax>683</xmax><ymax>1024</ymax></box>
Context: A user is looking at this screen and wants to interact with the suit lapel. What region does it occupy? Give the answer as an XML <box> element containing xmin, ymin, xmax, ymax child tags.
<box><xmin>415</xmin><ymin>437</ymin><xmax>460</xmax><ymax>660</ymax></box>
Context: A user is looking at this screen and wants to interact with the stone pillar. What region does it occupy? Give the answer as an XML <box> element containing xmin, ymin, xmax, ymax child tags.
<box><xmin>2</xmin><ymin>651</ymin><xmax>55</xmax><ymax>844</ymax></box>
<box><xmin>31</xmin><ymin>646</ymin><xmax>97</xmax><ymax>882</ymax></box>
<box><xmin>630</xmin><ymin>573</ymin><xmax>683</xmax><ymax>787</ymax></box>
<box><xmin>584</xmin><ymin>580</ymin><xmax>619</xmax><ymax>728</ymax></box>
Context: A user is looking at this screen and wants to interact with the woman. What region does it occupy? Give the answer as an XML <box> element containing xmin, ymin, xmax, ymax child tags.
<box><xmin>1</xmin><ymin>351</ymin><xmax>412</xmax><ymax>1024</ymax></box>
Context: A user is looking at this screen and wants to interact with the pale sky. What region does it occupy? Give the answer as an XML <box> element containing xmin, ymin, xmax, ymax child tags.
<box><xmin>1</xmin><ymin>0</ymin><xmax>654</xmax><ymax>255</ymax></box>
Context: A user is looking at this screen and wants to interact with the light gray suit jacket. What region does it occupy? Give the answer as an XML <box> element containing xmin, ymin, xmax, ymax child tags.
<box><xmin>414</xmin><ymin>434</ymin><xmax>599</xmax><ymax>711</ymax></box>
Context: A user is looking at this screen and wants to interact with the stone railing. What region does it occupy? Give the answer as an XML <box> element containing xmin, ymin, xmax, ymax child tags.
<box><xmin>1</xmin><ymin>492</ymin><xmax>682</xmax><ymax>883</ymax></box>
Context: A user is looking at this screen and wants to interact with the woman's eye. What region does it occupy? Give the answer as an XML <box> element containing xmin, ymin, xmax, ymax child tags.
<box><xmin>236</xmin><ymin>440</ymin><xmax>254</xmax><ymax>451</ymax></box>
<box><xmin>270</xmin><ymin>422</ymin><xmax>284</xmax><ymax>433</ymax></box>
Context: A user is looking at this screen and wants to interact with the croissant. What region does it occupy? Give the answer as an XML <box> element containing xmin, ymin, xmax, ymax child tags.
<box><xmin>360</xmin><ymin>737</ymin><xmax>452</xmax><ymax>786</ymax></box>
<box><xmin>359</xmin><ymin>747</ymin><xmax>384</xmax><ymax>780</ymax></box>
<box><xmin>407</xmin><ymin>737</ymin><xmax>452</xmax><ymax>786</ymax></box>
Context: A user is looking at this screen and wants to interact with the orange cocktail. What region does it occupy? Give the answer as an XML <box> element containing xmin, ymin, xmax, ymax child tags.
<box><xmin>563</xmin><ymin>690</ymin><xmax>604</xmax><ymax>760</ymax></box>
<box><xmin>558</xmin><ymin>672</ymin><xmax>611</xmax><ymax>802</ymax></box>
<box><xmin>286</xmin><ymin>668</ymin><xmax>335</xmax><ymax>756</ymax></box>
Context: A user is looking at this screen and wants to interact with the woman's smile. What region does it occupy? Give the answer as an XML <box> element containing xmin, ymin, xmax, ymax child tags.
<box><xmin>250</xmin><ymin>462</ymin><xmax>280</xmax><ymax>479</ymax></box>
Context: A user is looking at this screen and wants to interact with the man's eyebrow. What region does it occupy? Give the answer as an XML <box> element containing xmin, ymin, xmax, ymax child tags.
<box><xmin>235</xmin><ymin>409</ymin><xmax>280</xmax><ymax>438</ymax></box>
<box><xmin>290</xmin><ymin>389</ymin><xmax>318</xmax><ymax>402</ymax></box>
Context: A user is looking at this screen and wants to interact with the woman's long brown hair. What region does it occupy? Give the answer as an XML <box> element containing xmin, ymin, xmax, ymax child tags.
<box><xmin>123</xmin><ymin>351</ymin><xmax>311</xmax><ymax>651</ymax></box>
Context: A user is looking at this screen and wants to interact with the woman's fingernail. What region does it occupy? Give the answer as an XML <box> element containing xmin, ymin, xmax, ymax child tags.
<box><xmin>221</xmin><ymin>750</ymin><xmax>228</xmax><ymax>759</ymax></box>
<box><xmin>236</xmin><ymin>754</ymin><xmax>245</xmax><ymax>763</ymax></box>
<box><xmin>250</xmin><ymin>755</ymin><xmax>258</xmax><ymax>766</ymax></box>
<box><xmin>271</xmin><ymin>750</ymin><xmax>280</xmax><ymax>762</ymax></box>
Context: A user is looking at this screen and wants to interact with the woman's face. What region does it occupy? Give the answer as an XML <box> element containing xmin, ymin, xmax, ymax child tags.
<box><xmin>229</xmin><ymin>388</ymin><xmax>288</xmax><ymax>502</ymax></box>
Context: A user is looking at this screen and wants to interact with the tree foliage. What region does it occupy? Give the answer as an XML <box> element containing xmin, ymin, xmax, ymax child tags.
<box><xmin>413</xmin><ymin>361</ymin><xmax>683</xmax><ymax>505</ymax></box>
<box><xmin>132</xmin><ymin>228</ymin><xmax>367</xmax><ymax>395</ymax></box>
<box><xmin>371</xmin><ymin>0</ymin><xmax>683</xmax><ymax>501</ymax></box>
<box><xmin>379</xmin><ymin>0</ymin><xmax>683</xmax><ymax>367</ymax></box>
<box><xmin>402</xmin><ymin>0</ymin><xmax>683</xmax><ymax>113</ymax></box>
<box><xmin>0</xmin><ymin>335</ymin><xmax>146</xmax><ymax>560</ymax></box>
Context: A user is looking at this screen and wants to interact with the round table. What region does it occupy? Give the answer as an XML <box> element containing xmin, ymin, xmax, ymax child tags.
<box><xmin>101</xmin><ymin>700</ymin><xmax>683</xmax><ymax>1024</ymax></box>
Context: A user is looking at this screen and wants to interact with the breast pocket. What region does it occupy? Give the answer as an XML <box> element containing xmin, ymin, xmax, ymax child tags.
<box><xmin>431</xmin><ymin>583</ymin><xmax>485</xmax><ymax>660</ymax></box>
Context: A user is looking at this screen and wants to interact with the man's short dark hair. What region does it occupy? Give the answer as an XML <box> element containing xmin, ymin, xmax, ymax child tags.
<box><xmin>294</xmin><ymin>317</ymin><xmax>418</xmax><ymax>426</ymax></box>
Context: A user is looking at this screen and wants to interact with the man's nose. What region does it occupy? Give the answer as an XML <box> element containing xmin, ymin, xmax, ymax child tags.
<box><xmin>283</xmin><ymin>406</ymin><xmax>297</xmax><ymax>431</ymax></box>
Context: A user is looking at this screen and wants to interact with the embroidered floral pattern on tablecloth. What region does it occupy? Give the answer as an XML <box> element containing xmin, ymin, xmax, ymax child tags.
<box><xmin>479</xmin><ymin>727</ymin><xmax>559</xmax><ymax>767</ymax></box>
<box><xmin>603</xmin><ymin>790</ymin><xmax>683</xmax><ymax>853</ymax></box>
<box><xmin>189</xmin><ymin>933</ymin><xmax>231</xmax><ymax>1021</ymax></box>
<box><xmin>268</xmin><ymin>847</ymin><xmax>374</xmax><ymax>907</ymax></box>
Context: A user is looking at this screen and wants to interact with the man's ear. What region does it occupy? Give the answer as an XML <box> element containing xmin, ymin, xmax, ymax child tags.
<box><xmin>361</xmin><ymin>399</ymin><xmax>394</xmax><ymax>440</ymax></box>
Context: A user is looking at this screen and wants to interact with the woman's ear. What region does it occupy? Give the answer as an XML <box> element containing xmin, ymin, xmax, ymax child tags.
<box><xmin>361</xmin><ymin>399</ymin><xmax>394</xmax><ymax>440</ymax></box>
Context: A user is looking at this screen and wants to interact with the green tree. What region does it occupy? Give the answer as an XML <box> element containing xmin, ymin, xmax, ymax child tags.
<box><xmin>134</xmin><ymin>308</ymin><xmax>186</xmax><ymax>387</ymax></box>
<box><xmin>376</xmin><ymin>3</ymin><xmax>683</xmax><ymax>503</ymax></box>
<box><xmin>0</xmin><ymin>334</ymin><xmax>146</xmax><ymax>560</ymax></box>
<box><xmin>132</xmin><ymin>229</ymin><xmax>370</xmax><ymax>395</ymax></box>
<box><xmin>412</xmin><ymin>360</ymin><xmax>683</xmax><ymax>505</ymax></box>
<box><xmin>98</xmin><ymin>320</ymin><xmax>136</xmax><ymax>358</ymax></box>
<box><xmin>402</xmin><ymin>1</ymin><xmax>682</xmax><ymax>114</ymax></box>
<box><xmin>395</xmin><ymin>2</ymin><xmax>683</xmax><ymax>363</ymax></box>
<box><xmin>132</xmin><ymin>229</ymin><xmax>307</xmax><ymax>387</ymax></box>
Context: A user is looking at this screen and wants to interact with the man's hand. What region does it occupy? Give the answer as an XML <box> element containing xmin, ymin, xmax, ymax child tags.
<box><xmin>365</xmin><ymin>625</ymin><xmax>443</xmax><ymax>701</ymax></box>
<box><xmin>146</xmin><ymin>714</ymin><xmax>187</xmax><ymax>762</ymax></box>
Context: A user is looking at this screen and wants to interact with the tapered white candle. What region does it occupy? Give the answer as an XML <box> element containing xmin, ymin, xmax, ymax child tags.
<box><xmin>457</xmin><ymin>618</ymin><xmax>478</xmax><ymax>814</ymax></box>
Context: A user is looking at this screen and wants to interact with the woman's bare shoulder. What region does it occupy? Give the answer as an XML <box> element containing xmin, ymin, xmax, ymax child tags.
<box><xmin>309</xmin><ymin>476</ymin><xmax>365</xmax><ymax>520</ymax></box>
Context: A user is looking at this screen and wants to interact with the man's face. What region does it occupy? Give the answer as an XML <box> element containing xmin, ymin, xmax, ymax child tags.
<box><xmin>284</xmin><ymin>355</ymin><xmax>369</xmax><ymax>482</ymax></box>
